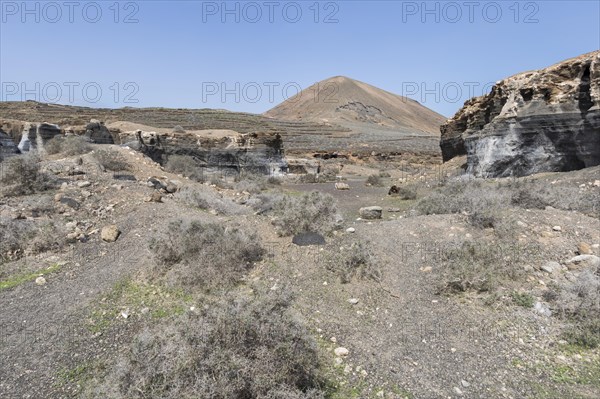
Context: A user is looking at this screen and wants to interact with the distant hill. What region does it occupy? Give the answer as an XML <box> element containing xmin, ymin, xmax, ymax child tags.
<box><xmin>265</xmin><ymin>76</ymin><xmax>446</xmax><ymax>135</ymax></box>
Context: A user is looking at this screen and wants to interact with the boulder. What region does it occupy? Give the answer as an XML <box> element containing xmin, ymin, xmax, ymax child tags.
<box><xmin>335</xmin><ymin>182</ymin><xmax>350</xmax><ymax>190</ymax></box>
<box><xmin>292</xmin><ymin>232</ymin><xmax>326</xmax><ymax>246</ymax></box>
<box><xmin>359</xmin><ymin>206</ymin><xmax>383</xmax><ymax>219</ymax></box>
<box><xmin>565</xmin><ymin>254</ymin><xmax>600</xmax><ymax>270</ymax></box>
<box><xmin>85</xmin><ymin>120</ymin><xmax>114</xmax><ymax>144</ymax></box>
<box><xmin>101</xmin><ymin>225</ymin><xmax>121</xmax><ymax>242</ymax></box>
<box><xmin>440</xmin><ymin>51</ymin><xmax>600</xmax><ymax>177</ymax></box>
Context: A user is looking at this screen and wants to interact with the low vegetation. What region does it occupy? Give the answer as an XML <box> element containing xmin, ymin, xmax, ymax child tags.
<box><xmin>86</xmin><ymin>290</ymin><xmax>327</xmax><ymax>399</ymax></box>
<box><xmin>325</xmin><ymin>238</ymin><xmax>382</xmax><ymax>284</ymax></box>
<box><xmin>0</xmin><ymin>154</ymin><xmax>51</xmax><ymax>197</ymax></box>
<box><xmin>365</xmin><ymin>174</ymin><xmax>383</xmax><ymax>187</ymax></box>
<box><xmin>148</xmin><ymin>219</ymin><xmax>264</xmax><ymax>291</ymax></box>
<box><xmin>93</xmin><ymin>149</ymin><xmax>130</xmax><ymax>172</ymax></box>
<box><xmin>271</xmin><ymin>191</ymin><xmax>340</xmax><ymax>236</ymax></box>
<box><xmin>45</xmin><ymin>135</ymin><xmax>91</xmax><ymax>156</ymax></box>
<box><xmin>164</xmin><ymin>154</ymin><xmax>206</xmax><ymax>182</ymax></box>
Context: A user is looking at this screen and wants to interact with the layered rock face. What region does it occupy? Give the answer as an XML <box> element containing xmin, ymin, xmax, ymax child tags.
<box><xmin>441</xmin><ymin>51</ymin><xmax>600</xmax><ymax>177</ymax></box>
<box><xmin>16</xmin><ymin>122</ymin><xmax>62</xmax><ymax>153</ymax></box>
<box><xmin>124</xmin><ymin>129</ymin><xmax>286</xmax><ymax>175</ymax></box>
<box><xmin>0</xmin><ymin>129</ymin><xmax>19</xmax><ymax>160</ymax></box>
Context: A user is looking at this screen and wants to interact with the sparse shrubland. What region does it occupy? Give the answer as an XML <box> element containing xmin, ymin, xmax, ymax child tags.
<box><xmin>86</xmin><ymin>290</ymin><xmax>327</xmax><ymax>399</ymax></box>
<box><xmin>148</xmin><ymin>219</ymin><xmax>264</xmax><ymax>291</ymax></box>
<box><xmin>176</xmin><ymin>186</ymin><xmax>245</xmax><ymax>215</ymax></box>
<box><xmin>164</xmin><ymin>154</ymin><xmax>206</xmax><ymax>182</ymax></box>
<box><xmin>0</xmin><ymin>154</ymin><xmax>52</xmax><ymax>197</ymax></box>
<box><xmin>45</xmin><ymin>135</ymin><xmax>91</xmax><ymax>156</ymax></box>
<box><xmin>271</xmin><ymin>191</ymin><xmax>340</xmax><ymax>236</ymax></box>
<box><xmin>0</xmin><ymin>219</ymin><xmax>64</xmax><ymax>262</ymax></box>
<box><xmin>365</xmin><ymin>174</ymin><xmax>383</xmax><ymax>186</ymax></box>
<box><xmin>550</xmin><ymin>268</ymin><xmax>600</xmax><ymax>348</ymax></box>
<box><xmin>437</xmin><ymin>240</ymin><xmax>536</xmax><ymax>293</ymax></box>
<box><xmin>93</xmin><ymin>149</ymin><xmax>130</xmax><ymax>172</ymax></box>
<box><xmin>325</xmin><ymin>238</ymin><xmax>381</xmax><ymax>284</ymax></box>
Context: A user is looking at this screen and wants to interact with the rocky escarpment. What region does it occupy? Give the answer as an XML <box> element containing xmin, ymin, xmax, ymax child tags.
<box><xmin>441</xmin><ymin>51</ymin><xmax>600</xmax><ymax>177</ymax></box>
<box><xmin>124</xmin><ymin>129</ymin><xmax>286</xmax><ymax>175</ymax></box>
<box><xmin>0</xmin><ymin>121</ymin><xmax>62</xmax><ymax>156</ymax></box>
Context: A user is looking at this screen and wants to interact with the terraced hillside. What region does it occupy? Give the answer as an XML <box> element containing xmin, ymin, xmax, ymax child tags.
<box><xmin>0</xmin><ymin>101</ymin><xmax>441</xmax><ymax>155</ymax></box>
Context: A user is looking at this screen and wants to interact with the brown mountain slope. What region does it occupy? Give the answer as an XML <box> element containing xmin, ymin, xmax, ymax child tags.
<box><xmin>265</xmin><ymin>76</ymin><xmax>446</xmax><ymax>135</ymax></box>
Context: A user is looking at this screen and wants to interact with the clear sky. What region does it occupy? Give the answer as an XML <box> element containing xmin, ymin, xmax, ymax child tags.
<box><xmin>1</xmin><ymin>0</ymin><xmax>598</xmax><ymax>117</ymax></box>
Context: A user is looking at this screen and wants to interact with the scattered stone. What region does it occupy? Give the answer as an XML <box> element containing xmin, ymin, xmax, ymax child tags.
<box><xmin>77</xmin><ymin>181</ymin><xmax>91</xmax><ymax>188</ymax></box>
<box><xmin>292</xmin><ymin>232</ymin><xmax>326</xmax><ymax>246</ymax></box>
<box><xmin>334</xmin><ymin>347</ymin><xmax>349</xmax><ymax>357</ymax></box>
<box><xmin>534</xmin><ymin>302</ymin><xmax>552</xmax><ymax>317</ymax></box>
<box><xmin>54</xmin><ymin>193</ymin><xmax>63</xmax><ymax>202</ymax></box>
<box><xmin>453</xmin><ymin>387</ymin><xmax>464</xmax><ymax>396</ymax></box>
<box><xmin>566</xmin><ymin>255</ymin><xmax>600</xmax><ymax>270</ymax></box>
<box><xmin>121</xmin><ymin>310</ymin><xmax>130</xmax><ymax>319</ymax></box>
<box><xmin>149</xmin><ymin>192</ymin><xmax>162</xmax><ymax>203</ymax></box>
<box><xmin>421</xmin><ymin>266</ymin><xmax>432</xmax><ymax>273</ymax></box>
<box><xmin>541</xmin><ymin>261</ymin><xmax>560</xmax><ymax>274</ymax></box>
<box><xmin>593</xmin><ymin>180</ymin><xmax>600</xmax><ymax>187</ymax></box>
<box><xmin>335</xmin><ymin>182</ymin><xmax>350</xmax><ymax>190</ymax></box>
<box><xmin>59</xmin><ymin>197</ymin><xmax>80</xmax><ymax>210</ymax></box>
<box><xmin>359</xmin><ymin>206</ymin><xmax>383</xmax><ymax>220</ymax></box>
<box><xmin>348</xmin><ymin>298</ymin><xmax>359</xmax><ymax>305</ymax></box>
<box><xmin>387</xmin><ymin>207</ymin><xmax>401</xmax><ymax>212</ymax></box>
<box><xmin>101</xmin><ymin>225</ymin><xmax>121</xmax><ymax>242</ymax></box>
<box><xmin>552</xmin><ymin>226</ymin><xmax>562</xmax><ymax>232</ymax></box>
<box><xmin>461</xmin><ymin>380</ymin><xmax>470</xmax><ymax>388</ymax></box>
<box><xmin>346</xmin><ymin>227</ymin><xmax>356</xmax><ymax>233</ymax></box>
<box><xmin>577</xmin><ymin>242</ymin><xmax>593</xmax><ymax>255</ymax></box>
<box><xmin>35</xmin><ymin>276</ymin><xmax>46</xmax><ymax>286</ymax></box>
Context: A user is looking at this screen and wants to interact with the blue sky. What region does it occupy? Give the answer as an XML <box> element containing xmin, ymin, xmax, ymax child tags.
<box><xmin>1</xmin><ymin>0</ymin><xmax>599</xmax><ymax>117</ymax></box>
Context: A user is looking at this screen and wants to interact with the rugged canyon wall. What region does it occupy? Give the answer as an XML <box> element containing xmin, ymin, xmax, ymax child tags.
<box><xmin>440</xmin><ymin>51</ymin><xmax>600</xmax><ymax>177</ymax></box>
<box><xmin>124</xmin><ymin>129</ymin><xmax>286</xmax><ymax>175</ymax></box>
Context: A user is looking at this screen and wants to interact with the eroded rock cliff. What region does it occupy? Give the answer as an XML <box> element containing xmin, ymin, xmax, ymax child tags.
<box><xmin>441</xmin><ymin>51</ymin><xmax>600</xmax><ymax>177</ymax></box>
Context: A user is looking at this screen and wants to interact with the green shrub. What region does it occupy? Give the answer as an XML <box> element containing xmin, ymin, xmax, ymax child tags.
<box><xmin>510</xmin><ymin>291</ymin><xmax>535</xmax><ymax>308</ymax></box>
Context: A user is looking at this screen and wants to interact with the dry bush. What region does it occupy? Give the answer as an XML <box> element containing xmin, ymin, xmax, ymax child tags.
<box><xmin>325</xmin><ymin>238</ymin><xmax>381</xmax><ymax>284</ymax></box>
<box><xmin>0</xmin><ymin>155</ymin><xmax>51</xmax><ymax>197</ymax></box>
<box><xmin>148</xmin><ymin>219</ymin><xmax>264</xmax><ymax>291</ymax></box>
<box><xmin>437</xmin><ymin>240</ymin><xmax>535</xmax><ymax>293</ymax></box>
<box><xmin>45</xmin><ymin>135</ymin><xmax>91</xmax><ymax>156</ymax></box>
<box><xmin>86</xmin><ymin>290</ymin><xmax>326</xmax><ymax>399</ymax></box>
<box><xmin>414</xmin><ymin>179</ymin><xmax>512</xmax><ymax>230</ymax></box>
<box><xmin>176</xmin><ymin>186</ymin><xmax>245</xmax><ymax>215</ymax></box>
<box><xmin>164</xmin><ymin>155</ymin><xmax>206</xmax><ymax>182</ymax></box>
<box><xmin>271</xmin><ymin>191</ymin><xmax>340</xmax><ymax>236</ymax></box>
<box><xmin>552</xmin><ymin>269</ymin><xmax>600</xmax><ymax>348</ymax></box>
<box><xmin>246</xmin><ymin>192</ymin><xmax>285</xmax><ymax>215</ymax></box>
<box><xmin>508</xmin><ymin>178</ymin><xmax>600</xmax><ymax>218</ymax></box>
<box><xmin>396</xmin><ymin>185</ymin><xmax>417</xmax><ymax>200</ymax></box>
<box><xmin>0</xmin><ymin>219</ymin><xmax>64</xmax><ymax>261</ymax></box>
<box><xmin>234</xmin><ymin>177</ymin><xmax>267</xmax><ymax>194</ymax></box>
<box><xmin>267</xmin><ymin>175</ymin><xmax>282</xmax><ymax>185</ymax></box>
<box><xmin>365</xmin><ymin>174</ymin><xmax>383</xmax><ymax>187</ymax></box>
<box><xmin>93</xmin><ymin>149</ymin><xmax>130</xmax><ymax>172</ymax></box>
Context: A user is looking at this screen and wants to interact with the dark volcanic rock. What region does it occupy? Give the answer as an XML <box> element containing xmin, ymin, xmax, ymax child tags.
<box><xmin>440</xmin><ymin>51</ymin><xmax>600</xmax><ymax>177</ymax></box>
<box><xmin>130</xmin><ymin>129</ymin><xmax>286</xmax><ymax>175</ymax></box>
<box><xmin>0</xmin><ymin>128</ymin><xmax>19</xmax><ymax>160</ymax></box>
<box><xmin>17</xmin><ymin>122</ymin><xmax>62</xmax><ymax>153</ymax></box>
<box><xmin>85</xmin><ymin>120</ymin><xmax>114</xmax><ymax>144</ymax></box>
<box><xmin>292</xmin><ymin>232</ymin><xmax>326</xmax><ymax>246</ymax></box>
